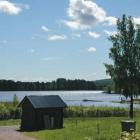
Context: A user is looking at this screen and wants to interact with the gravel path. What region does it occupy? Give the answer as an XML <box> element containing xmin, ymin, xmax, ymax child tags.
<box><xmin>0</xmin><ymin>126</ymin><xmax>36</xmax><ymax>140</ymax></box>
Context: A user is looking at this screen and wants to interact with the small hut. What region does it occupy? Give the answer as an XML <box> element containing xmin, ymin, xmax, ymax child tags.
<box><xmin>19</xmin><ymin>95</ymin><xmax>67</xmax><ymax>130</ymax></box>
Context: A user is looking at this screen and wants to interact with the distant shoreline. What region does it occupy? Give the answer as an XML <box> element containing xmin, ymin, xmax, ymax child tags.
<box><xmin>0</xmin><ymin>90</ymin><xmax>104</xmax><ymax>92</ymax></box>
<box><xmin>112</xmin><ymin>99</ymin><xmax>140</xmax><ymax>104</ymax></box>
<box><xmin>0</xmin><ymin>78</ymin><xmax>112</xmax><ymax>91</ymax></box>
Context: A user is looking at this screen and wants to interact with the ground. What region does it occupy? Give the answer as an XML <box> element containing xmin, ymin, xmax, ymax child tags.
<box><xmin>0</xmin><ymin>116</ymin><xmax>140</xmax><ymax>140</ymax></box>
<box><xmin>0</xmin><ymin>126</ymin><xmax>36</xmax><ymax>140</ymax></box>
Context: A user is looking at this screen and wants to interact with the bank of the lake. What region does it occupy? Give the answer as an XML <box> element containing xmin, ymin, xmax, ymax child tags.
<box><xmin>0</xmin><ymin>101</ymin><xmax>130</xmax><ymax>120</ymax></box>
<box><xmin>0</xmin><ymin>91</ymin><xmax>140</xmax><ymax>108</ymax></box>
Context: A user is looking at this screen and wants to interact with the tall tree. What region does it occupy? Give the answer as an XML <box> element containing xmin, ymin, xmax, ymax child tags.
<box><xmin>13</xmin><ymin>94</ymin><xmax>19</xmax><ymax>107</ymax></box>
<box><xmin>105</xmin><ymin>15</ymin><xmax>140</xmax><ymax>118</ymax></box>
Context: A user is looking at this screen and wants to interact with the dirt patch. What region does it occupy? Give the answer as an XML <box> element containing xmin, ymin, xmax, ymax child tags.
<box><xmin>0</xmin><ymin>126</ymin><xmax>36</xmax><ymax>140</ymax></box>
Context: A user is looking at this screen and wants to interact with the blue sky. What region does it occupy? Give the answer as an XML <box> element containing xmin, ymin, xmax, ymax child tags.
<box><xmin>0</xmin><ymin>0</ymin><xmax>140</xmax><ymax>82</ymax></box>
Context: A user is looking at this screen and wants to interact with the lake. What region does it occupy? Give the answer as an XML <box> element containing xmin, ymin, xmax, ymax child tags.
<box><xmin>0</xmin><ymin>90</ymin><xmax>139</xmax><ymax>108</ymax></box>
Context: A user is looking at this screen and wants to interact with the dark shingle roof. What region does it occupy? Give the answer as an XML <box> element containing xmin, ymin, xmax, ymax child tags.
<box><xmin>20</xmin><ymin>95</ymin><xmax>67</xmax><ymax>109</ymax></box>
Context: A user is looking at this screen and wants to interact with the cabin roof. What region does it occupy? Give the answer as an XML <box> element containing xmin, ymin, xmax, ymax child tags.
<box><xmin>19</xmin><ymin>95</ymin><xmax>67</xmax><ymax>109</ymax></box>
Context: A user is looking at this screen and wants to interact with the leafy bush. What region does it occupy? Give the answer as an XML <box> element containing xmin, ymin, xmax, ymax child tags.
<box><xmin>0</xmin><ymin>94</ymin><xmax>21</xmax><ymax>120</ymax></box>
<box><xmin>118</xmin><ymin>131</ymin><xmax>140</xmax><ymax>140</ymax></box>
<box><xmin>0</xmin><ymin>103</ymin><xmax>21</xmax><ymax>120</ymax></box>
<box><xmin>0</xmin><ymin>104</ymin><xmax>10</xmax><ymax>120</ymax></box>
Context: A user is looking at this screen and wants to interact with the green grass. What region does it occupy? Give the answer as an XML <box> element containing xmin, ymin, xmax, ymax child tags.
<box><xmin>0</xmin><ymin>119</ymin><xmax>20</xmax><ymax>126</ymax></box>
<box><xmin>0</xmin><ymin>110</ymin><xmax>139</xmax><ymax>140</ymax></box>
<box><xmin>26</xmin><ymin>114</ymin><xmax>140</xmax><ymax>140</ymax></box>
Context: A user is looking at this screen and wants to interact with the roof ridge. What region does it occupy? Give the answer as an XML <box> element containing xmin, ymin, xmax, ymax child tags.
<box><xmin>19</xmin><ymin>95</ymin><xmax>67</xmax><ymax>108</ymax></box>
<box><xmin>27</xmin><ymin>95</ymin><xmax>59</xmax><ymax>97</ymax></box>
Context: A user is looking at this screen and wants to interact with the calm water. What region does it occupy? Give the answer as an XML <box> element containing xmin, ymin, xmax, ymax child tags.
<box><xmin>0</xmin><ymin>90</ymin><xmax>139</xmax><ymax>108</ymax></box>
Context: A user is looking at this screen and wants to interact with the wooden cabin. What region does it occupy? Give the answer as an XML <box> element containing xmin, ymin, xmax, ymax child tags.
<box><xmin>19</xmin><ymin>95</ymin><xmax>67</xmax><ymax>130</ymax></box>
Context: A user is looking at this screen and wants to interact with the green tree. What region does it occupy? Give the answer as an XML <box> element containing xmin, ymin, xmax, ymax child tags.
<box><xmin>105</xmin><ymin>15</ymin><xmax>140</xmax><ymax>118</ymax></box>
<box><xmin>13</xmin><ymin>94</ymin><xmax>19</xmax><ymax>107</ymax></box>
<box><xmin>56</xmin><ymin>78</ymin><xmax>67</xmax><ymax>90</ymax></box>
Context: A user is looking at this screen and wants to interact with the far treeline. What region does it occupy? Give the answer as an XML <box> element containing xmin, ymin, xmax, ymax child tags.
<box><xmin>0</xmin><ymin>78</ymin><xmax>112</xmax><ymax>91</ymax></box>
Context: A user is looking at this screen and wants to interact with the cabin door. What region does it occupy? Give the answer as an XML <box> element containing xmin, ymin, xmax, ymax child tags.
<box><xmin>44</xmin><ymin>115</ymin><xmax>50</xmax><ymax>129</ymax></box>
<box><xmin>44</xmin><ymin>115</ymin><xmax>55</xmax><ymax>129</ymax></box>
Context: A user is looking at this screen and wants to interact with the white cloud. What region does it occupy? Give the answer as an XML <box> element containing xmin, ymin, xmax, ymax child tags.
<box><xmin>133</xmin><ymin>17</ymin><xmax>140</xmax><ymax>25</ymax></box>
<box><xmin>64</xmin><ymin>0</ymin><xmax>116</xmax><ymax>30</ymax></box>
<box><xmin>48</xmin><ymin>35</ymin><xmax>67</xmax><ymax>41</ymax></box>
<box><xmin>104</xmin><ymin>30</ymin><xmax>117</xmax><ymax>36</ymax></box>
<box><xmin>88</xmin><ymin>31</ymin><xmax>100</xmax><ymax>38</ymax></box>
<box><xmin>64</xmin><ymin>20</ymin><xmax>89</xmax><ymax>30</ymax></box>
<box><xmin>133</xmin><ymin>17</ymin><xmax>140</xmax><ymax>29</ymax></box>
<box><xmin>87</xmin><ymin>47</ymin><xmax>96</xmax><ymax>53</ymax></box>
<box><xmin>104</xmin><ymin>16</ymin><xmax>117</xmax><ymax>26</ymax></box>
<box><xmin>0</xmin><ymin>0</ymin><xmax>23</xmax><ymax>15</ymax></box>
<box><xmin>41</xmin><ymin>57</ymin><xmax>61</xmax><ymax>61</ymax></box>
<box><xmin>41</xmin><ymin>25</ymin><xmax>49</xmax><ymax>32</ymax></box>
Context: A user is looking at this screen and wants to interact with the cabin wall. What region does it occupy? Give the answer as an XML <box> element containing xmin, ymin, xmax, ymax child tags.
<box><xmin>35</xmin><ymin>108</ymin><xmax>63</xmax><ymax>130</ymax></box>
<box><xmin>21</xmin><ymin>100</ymin><xmax>36</xmax><ymax>130</ymax></box>
<box><xmin>20</xmin><ymin>98</ymin><xmax>64</xmax><ymax>130</ymax></box>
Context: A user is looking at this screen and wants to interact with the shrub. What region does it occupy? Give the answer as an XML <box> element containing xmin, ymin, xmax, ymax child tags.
<box><xmin>118</xmin><ymin>131</ymin><xmax>140</xmax><ymax>140</ymax></box>
<box><xmin>13</xmin><ymin>94</ymin><xmax>19</xmax><ymax>107</ymax></box>
<box><xmin>0</xmin><ymin>103</ymin><xmax>21</xmax><ymax>120</ymax></box>
<box><xmin>0</xmin><ymin>104</ymin><xmax>10</xmax><ymax>120</ymax></box>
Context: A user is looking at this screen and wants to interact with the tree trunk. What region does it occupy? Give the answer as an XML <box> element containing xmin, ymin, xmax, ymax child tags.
<box><xmin>129</xmin><ymin>95</ymin><xmax>133</xmax><ymax>119</ymax></box>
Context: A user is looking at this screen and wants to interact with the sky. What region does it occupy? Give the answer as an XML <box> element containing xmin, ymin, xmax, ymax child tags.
<box><xmin>0</xmin><ymin>0</ymin><xmax>140</xmax><ymax>82</ymax></box>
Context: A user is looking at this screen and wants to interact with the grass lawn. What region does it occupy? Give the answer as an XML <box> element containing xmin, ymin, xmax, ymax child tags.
<box><xmin>26</xmin><ymin>115</ymin><xmax>140</xmax><ymax>140</ymax></box>
<box><xmin>0</xmin><ymin>119</ymin><xmax>20</xmax><ymax>126</ymax></box>
<box><xmin>0</xmin><ymin>111</ymin><xmax>139</xmax><ymax>140</ymax></box>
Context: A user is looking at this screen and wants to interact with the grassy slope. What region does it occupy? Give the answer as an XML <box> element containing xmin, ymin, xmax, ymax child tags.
<box><xmin>26</xmin><ymin>114</ymin><xmax>140</xmax><ymax>140</ymax></box>
<box><xmin>0</xmin><ymin>119</ymin><xmax>20</xmax><ymax>126</ymax></box>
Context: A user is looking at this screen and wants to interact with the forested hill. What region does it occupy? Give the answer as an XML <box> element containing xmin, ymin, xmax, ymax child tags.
<box><xmin>94</xmin><ymin>79</ymin><xmax>113</xmax><ymax>89</ymax></box>
<box><xmin>0</xmin><ymin>78</ymin><xmax>112</xmax><ymax>91</ymax></box>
